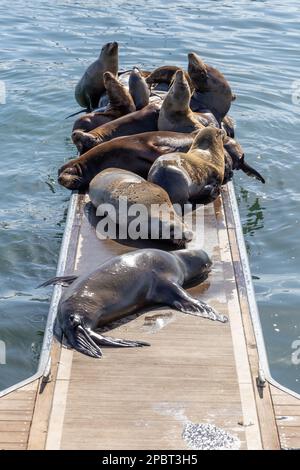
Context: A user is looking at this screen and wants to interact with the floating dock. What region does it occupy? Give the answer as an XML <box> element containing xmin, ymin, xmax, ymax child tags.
<box><xmin>1</xmin><ymin>183</ymin><xmax>300</xmax><ymax>450</ymax></box>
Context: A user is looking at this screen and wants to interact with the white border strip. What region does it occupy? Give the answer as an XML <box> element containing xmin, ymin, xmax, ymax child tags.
<box><xmin>0</xmin><ymin>192</ymin><xmax>79</xmax><ymax>398</ymax></box>
<box><xmin>228</xmin><ymin>181</ymin><xmax>300</xmax><ymax>400</ymax></box>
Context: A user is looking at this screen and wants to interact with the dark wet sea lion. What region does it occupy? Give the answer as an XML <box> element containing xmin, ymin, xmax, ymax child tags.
<box><xmin>72</xmin><ymin>102</ymin><xmax>161</xmax><ymax>154</ymax></box>
<box><xmin>73</xmin><ymin>71</ymin><xmax>136</xmax><ymax>132</ymax></box>
<box><xmin>148</xmin><ymin>127</ymin><xmax>226</xmax><ymax>204</ymax></box>
<box><xmin>75</xmin><ymin>42</ymin><xmax>119</xmax><ymax>110</ymax></box>
<box><xmin>58</xmin><ymin>131</ymin><xmax>194</xmax><ymax>190</ymax></box>
<box><xmin>188</xmin><ymin>53</ymin><xmax>235</xmax><ymax>121</ymax></box>
<box><xmin>89</xmin><ymin>168</ymin><xmax>193</xmax><ymax>246</ymax></box>
<box><xmin>158</xmin><ymin>70</ymin><xmax>204</xmax><ymax>134</ymax></box>
<box><xmin>129</xmin><ymin>67</ymin><xmax>150</xmax><ymax>110</ymax></box>
<box><xmin>39</xmin><ymin>248</ymin><xmax>227</xmax><ymax>358</ymax></box>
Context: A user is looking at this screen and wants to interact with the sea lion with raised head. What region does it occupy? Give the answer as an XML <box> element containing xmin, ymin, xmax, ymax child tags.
<box><xmin>148</xmin><ymin>127</ymin><xmax>226</xmax><ymax>204</ymax></box>
<box><xmin>89</xmin><ymin>168</ymin><xmax>193</xmax><ymax>246</ymax></box>
<box><xmin>75</xmin><ymin>42</ymin><xmax>119</xmax><ymax>110</ymax></box>
<box><xmin>73</xmin><ymin>71</ymin><xmax>136</xmax><ymax>132</ymax></box>
<box><xmin>129</xmin><ymin>67</ymin><xmax>150</xmax><ymax>110</ymax></box>
<box><xmin>158</xmin><ymin>69</ymin><xmax>205</xmax><ymax>134</ymax></box>
<box><xmin>58</xmin><ymin>131</ymin><xmax>194</xmax><ymax>189</ymax></box>
<box><xmin>72</xmin><ymin>102</ymin><xmax>161</xmax><ymax>154</ymax></box>
<box><xmin>188</xmin><ymin>52</ymin><xmax>235</xmax><ymax>121</ymax></box>
<box><xmin>38</xmin><ymin>248</ymin><xmax>227</xmax><ymax>358</ymax></box>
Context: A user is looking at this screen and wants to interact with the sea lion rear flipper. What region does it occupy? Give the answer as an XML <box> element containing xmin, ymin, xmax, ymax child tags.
<box><xmin>65</xmin><ymin>108</ymin><xmax>89</xmax><ymax>119</ymax></box>
<box><xmin>37</xmin><ymin>275</ymin><xmax>78</xmax><ymax>288</ymax></box>
<box><xmin>90</xmin><ymin>330</ymin><xmax>150</xmax><ymax>348</ymax></box>
<box><xmin>240</xmin><ymin>155</ymin><xmax>265</xmax><ymax>184</ymax></box>
<box><xmin>155</xmin><ymin>281</ymin><xmax>228</xmax><ymax>323</ymax></box>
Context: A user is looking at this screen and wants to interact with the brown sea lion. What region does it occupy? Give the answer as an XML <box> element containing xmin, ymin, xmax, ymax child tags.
<box><xmin>38</xmin><ymin>248</ymin><xmax>227</xmax><ymax>358</ymax></box>
<box><xmin>146</xmin><ymin>65</ymin><xmax>193</xmax><ymax>90</ymax></box>
<box><xmin>129</xmin><ymin>67</ymin><xmax>150</xmax><ymax>110</ymax></box>
<box><xmin>158</xmin><ymin>69</ymin><xmax>204</xmax><ymax>134</ymax></box>
<box><xmin>89</xmin><ymin>168</ymin><xmax>193</xmax><ymax>246</ymax></box>
<box><xmin>188</xmin><ymin>53</ymin><xmax>235</xmax><ymax>121</ymax></box>
<box><xmin>58</xmin><ymin>131</ymin><xmax>194</xmax><ymax>190</ymax></box>
<box><xmin>148</xmin><ymin>127</ymin><xmax>226</xmax><ymax>204</ymax></box>
<box><xmin>72</xmin><ymin>102</ymin><xmax>161</xmax><ymax>154</ymax></box>
<box><xmin>73</xmin><ymin>72</ymin><xmax>136</xmax><ymax>132</ymax></box>
<box><xmin>75</xmin><ymin>42</ymin><xmax>119</xmax><ymax>110</ymax></box>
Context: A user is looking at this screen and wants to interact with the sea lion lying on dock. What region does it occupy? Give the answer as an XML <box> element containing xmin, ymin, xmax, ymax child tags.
<box><xmin>72</xmin><ymin>102</ymin><xmax>161</xmax><ymax>154</ymax></box>
<box><xmin>89</xmin><ymin>168</ymin><xmax>193</xmax><ymax>246</ymax></box>
<box><xmin>39</xmin><ymin>248</ymin><xmax>227</xmax><ymax>358</ymax></box>
<box><xmin>58</xmin><ymin>131</ymin><xmax>194</xmax><ymax>189</ymax></box>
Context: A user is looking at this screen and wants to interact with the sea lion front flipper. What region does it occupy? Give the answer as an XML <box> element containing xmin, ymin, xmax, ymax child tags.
<box><xmin>37</xmin><ymin>275</ymin><xmax>78</xmax><ymax>288</ymax></box>
<box><xmin>155</xmin><ymin>281</ymin><xmax>228</xmax><ymax>323</ymax></box>
<box><xmin>90</xmin><ymin>331</ymin><xmax>150</xmax><ymax>348</ymax></box>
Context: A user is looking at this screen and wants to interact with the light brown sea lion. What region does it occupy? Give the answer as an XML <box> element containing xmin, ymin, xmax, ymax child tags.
<box><xmin>38</xmin><ymin>248</ymin><xmax>227</xmax><ymax>358</ymax></box>
<box><xmin>129</xmin><ymin>67</ymin><xmax>150</xmax><ymax>110</ymax></box>
<box><xmin>188</xmin><ymin>53</ymin><xmax>235</xmax><ymax>121</ymax></box>
<box><xmin>58</xmin><ymin>131</ymin><xmax>194</xmax><ymax>190</ymax></box>
<box><xmin>158</xmin><ymin>69</ymin><xmax>205</xmax><ymax>134</ymax></box>
<box><xmin>75</xmin><ymin>42</ymin><xmax>119</xmax><ymax>110</ymax></box>
<box><xmin>73</xmin><ymin>72</ymin><xmax>136</xmax><ymax>132</ymax></box>
<box><xmin>89</xmin><ymin>168</ymin><xmax>193</xmax><ymax>247</ymax></box>
<box><xmin>148</xmin><ymin>127</ymin><xmax>226</xmax><ymax>204</ymax></box>
<box><xmin>72</xmin><ymin>102</ymin><xmax>161</xmax><ymax>154</ymax></box>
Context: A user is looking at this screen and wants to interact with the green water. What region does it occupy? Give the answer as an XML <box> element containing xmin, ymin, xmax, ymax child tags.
<box><xmin>0</xmin><ymin>0</ymin><xmax>299</xmax><ymax>393</ymax></box>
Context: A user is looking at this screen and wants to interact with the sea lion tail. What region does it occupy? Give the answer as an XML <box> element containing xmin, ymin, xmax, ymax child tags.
<box><xmin>240</xmin><ymin>155</ymin><xmax>265</xmax><ymax>184</ymax></box>
<box><xmin>37</xmin><ymin>275</ymin><xmax>78</xmax><ymax>288</ymax></box>
<box><xmin>65</xmin><ymin>109</ymin><xmax>89</xmax><ymax>119</ymax></box>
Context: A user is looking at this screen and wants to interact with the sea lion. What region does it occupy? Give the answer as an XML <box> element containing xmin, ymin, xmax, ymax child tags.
<box><xmin>129</xmin><ymin>67</ymin><xmax>150</xmax><ymax>110</ymax></box>
<box><xmin>39</xmin><ymin>248</ymin><xmax>227</xmax><ymax>358</ymax></box>
<box><xmin>89</xmin><ymin>169</ymin><xmax>193</xmax><ymax>246</ymax></box>
<box><xmin>188</xmin><ymin>53</ymin><xmax>235</xmax><ymax>121</ymax></box>
<box><xmin>75</xmin><ymin>42</ymin><xmax>119</xmax><ymax>110</ymax></box>
<box><xmin>148</xmin><ymin>127</ymin><xmax>226</xmax><ymax>204</ymax></box>
<box><xmin>73</xmin><ymin>72</ymin><xmax>136</xmax><ymax>132</ymax></box>
<box><xmin>158</xmin><ymin>69</ymin><xmax>204</xmax><ymax>134</ymax></box>
<box><xmin>72</xmin><ymin>102</ymin><xmax>161</xmax><ymax>154</ymax></box>
<box><xmin>146</xmin><ymin>65</ymin><xmax>193</xmax><ymax>90</ymax></box>
<box><xmin>58</xmin><ymin>131</ymin><xmax>194</xmax><ymax>190</ymax></box>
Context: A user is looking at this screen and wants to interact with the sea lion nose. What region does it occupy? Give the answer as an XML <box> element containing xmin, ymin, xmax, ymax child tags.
<box><xmin>183</xmin><ymin>230</ymin><xmax>194</xmax><ymax>243</ymax></box>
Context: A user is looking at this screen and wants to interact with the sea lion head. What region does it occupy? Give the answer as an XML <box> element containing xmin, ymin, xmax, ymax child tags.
<box><xmin>187</xmin><ymin>53</ymin><xmax>208</xmax><ymax>91</ymax></box>
<box><xmin>191</xmin><ymin>126</ymin><xmax>226</xmax><ymax>152</ymax></box>
<box><xmin>174</xmin><ymin>248</ymin><xmax>212</xmax><ymax>284</ymax></box>
<box><xmin>100</xmin><ymin>41</ymin><xmax>118</xmax><ymax>58</ymax></box>
<box><xmin>72</xmin><ymin>130</ymin><xmax>97</xmax><ymax>154</ymax></box>
<box><xmin>167</xmin><ymin>69</ymin><xmax>191</xmax><ymax>111</ymax></box>
<box><xmin>58</xmin><ymin>161</ymin><xmax>88</xmax><ymax>190</ymax></box>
